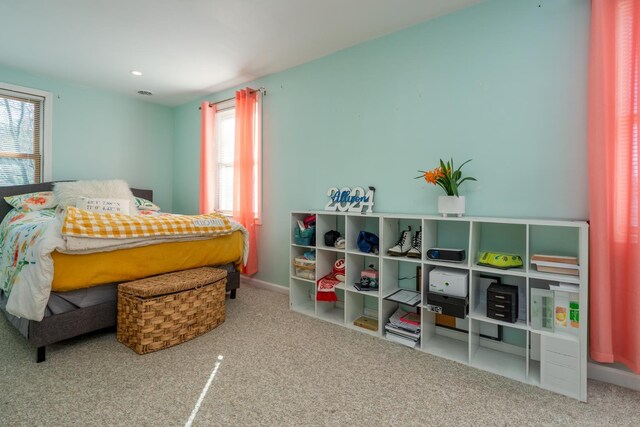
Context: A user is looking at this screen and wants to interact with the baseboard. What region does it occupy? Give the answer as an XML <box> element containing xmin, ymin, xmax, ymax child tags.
<box><xmin>241</xmin><ymin>276</ymin><xmax>289</xmax><ymax>295</ymax></box>
<box><xmin>588</xmin><ymin>362</ymin><xmax>640</xmax><ymax>391</ymax></box>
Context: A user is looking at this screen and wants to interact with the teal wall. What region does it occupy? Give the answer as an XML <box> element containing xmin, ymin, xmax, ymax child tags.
<box><xmin>172</xmin><ymin>0</ymin><xmax>591</xmax><ymax>288</ymax></box>
<box><xmin>0</xmin><ymin>64</ymin><xmax>174</xmax><ymax>210</ymax></box>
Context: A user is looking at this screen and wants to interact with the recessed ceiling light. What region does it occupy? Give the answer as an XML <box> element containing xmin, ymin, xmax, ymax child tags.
<box><xmin>137</xmin><ymin>90</ymin><xmax>153</xmax><ymax>96</ymax></box>
<box><xmin>131</xmin><ymin>70</ymin><xmax>142</xmax><ymax>76</ymax></box>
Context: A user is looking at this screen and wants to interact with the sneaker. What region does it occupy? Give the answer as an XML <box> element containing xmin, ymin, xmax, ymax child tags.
<box><xmin>387</xmin><ymin>229</ymin><xmax>412</xmax><ymax>256</ymax></box>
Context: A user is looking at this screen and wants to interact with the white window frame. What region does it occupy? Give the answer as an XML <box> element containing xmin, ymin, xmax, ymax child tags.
<box><xmin>0</xmin><ymin>82</ymin><xmax>53</xmax><ymax>183</ymax></box>
<box><xmin>208</xmin><ymin>95</ymin><xmax>262</xmax><ymax>223</ymax></box>
<box><xmin>212</xmin><ymin>98</ymin><xmax>236</xmax><ymax>216</ymax></box>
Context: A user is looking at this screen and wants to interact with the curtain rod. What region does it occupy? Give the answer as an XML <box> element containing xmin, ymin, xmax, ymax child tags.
<box><xmin>198</xmin><ymin>87</ymin><xmax>266</xmax><ymax>110</ymax></box>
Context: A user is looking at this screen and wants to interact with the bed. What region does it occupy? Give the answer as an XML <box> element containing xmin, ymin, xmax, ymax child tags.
<box><xmin>0</xmin><ymin>181</ymin><xmax>243</xmax><ymax>362</ymax></box>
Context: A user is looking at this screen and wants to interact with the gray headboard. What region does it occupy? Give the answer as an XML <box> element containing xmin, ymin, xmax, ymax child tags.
<box><xmin>0</xmin><ymin>182</ymin><xmax>153</xmax><ymax>222</ymax></box>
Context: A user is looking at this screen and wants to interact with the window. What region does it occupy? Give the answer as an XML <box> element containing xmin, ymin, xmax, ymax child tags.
<box><xmin>0</xmin><ymin>83</ymin><xmax>52</xmax><ymax>186</ymax></box>
<box><xmin>208</xmin><ymin>97</ymin><xmax>261</xmax><ymax>220</ymax></box>
<box><xmin>214</xmin><ymin>105</ymin><xmax>236</xmax><ymax>214</ymax></box>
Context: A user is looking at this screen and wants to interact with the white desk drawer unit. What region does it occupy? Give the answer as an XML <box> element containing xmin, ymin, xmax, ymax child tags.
<box><xmin>540</xmin><ymin>335</ymin><xmax>581</xmax><ymax>399</ymax></box>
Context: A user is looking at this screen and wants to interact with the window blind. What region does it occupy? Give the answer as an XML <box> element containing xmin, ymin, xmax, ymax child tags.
<box><xmin>0</xmin><ymin>92</ymin><xmax>42</xmax><ymax>185</ymax></box>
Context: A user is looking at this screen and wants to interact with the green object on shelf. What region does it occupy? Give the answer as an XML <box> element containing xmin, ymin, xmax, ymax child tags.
<box><xmin>570</xmin><ymin>301</ymin><xmax>580</xmax><ymax>328</ymax></box>
<box><xmin>477</xmin><ymin>251</ymin><xmax>523</xmax><ymax>269</ymax></box>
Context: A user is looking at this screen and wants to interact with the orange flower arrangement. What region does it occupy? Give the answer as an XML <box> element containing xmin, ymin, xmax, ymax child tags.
<box><xmin>423</xmin><ymin>167</ymin><xmax>445</xmax><ymax>184</ymax></box>
<box><xmin>415</xmin><ymin>158</ymin><xmax>476</xmax><ymax>196</ymax></box>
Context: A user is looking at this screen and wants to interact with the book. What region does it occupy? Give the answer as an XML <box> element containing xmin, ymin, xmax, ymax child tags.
<box><xmin>385</xmin><ymin>332</ymin><xmax>419</xmax><ymax>348</ymax></box>
<box><xmin>531</xmin><ymin>254</ymin><xmax>578</xmax><ymax>265</ymax></box>
<box><xmin>388</xmin><ymin>308</ymin><xmax>420</xmax><ymax>332</ymax></box>
<box><xmin>534</xmin><ymin>265</ymin><xmax>579</xmax><ymax>276</ymax></box>
<box><xmin>384</xmin><ymin>324</ymin><xmax>421</xmax><ymax>339</ymax></box>
<box><xmin>531</xmin><ymin>260</ymin><xmax>579</xmax><ymax>270</ymax></box>
<box><xmin>354</xmin><ymin>316</ymin><xmax>378</xmax><ymax>331</ymax></box>
<box><xmin>399</xmin><ymin>312</ymin><xmax>420</xmax><ymax>326</ymax></box>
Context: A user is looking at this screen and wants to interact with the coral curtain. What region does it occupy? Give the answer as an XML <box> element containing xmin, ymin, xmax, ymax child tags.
<box><xmin>233</xmin><ymin>88</ymin><xmax>260</xmax><ymax>275</ymax></box>
<box><xmin>199</xmin><ymin>101</ymin><xmax>216</xmax><ymax>214</ymax></box>
<box><xmin>589</xmin><ymin>0</ymin><xmax>640</xmax><ymax>373</ymax></box>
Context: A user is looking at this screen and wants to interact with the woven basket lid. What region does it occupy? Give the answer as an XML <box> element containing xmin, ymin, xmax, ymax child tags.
<box><xmin>119</xmin><ymin>267</ymin><xmax>227</xmax><ymax>298</ymax></box>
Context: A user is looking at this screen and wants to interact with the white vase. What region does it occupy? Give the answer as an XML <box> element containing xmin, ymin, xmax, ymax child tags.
<box><xmin>438</xmin><ymin>195</ymin><xmax>465</xmax><ymax>217</ymax></box>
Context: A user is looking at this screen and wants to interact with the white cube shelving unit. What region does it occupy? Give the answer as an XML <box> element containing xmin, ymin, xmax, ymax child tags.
<box><xmin>290</xmin><ymin>211</ymin><xmax>589</xmax><ymax>401</ymax></box>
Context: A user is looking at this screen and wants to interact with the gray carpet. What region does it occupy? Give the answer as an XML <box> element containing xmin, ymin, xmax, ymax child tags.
<box><xmin>1</xmin><ymin>286</ymin><xmax>639</xmax><ymax>426</ymax></box>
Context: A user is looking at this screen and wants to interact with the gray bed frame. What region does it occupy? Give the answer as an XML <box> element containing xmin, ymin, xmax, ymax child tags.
<box><xmin>0</xmin><ymin>182</ymin><xmax>239</xmax><ymax>363</ymax></box>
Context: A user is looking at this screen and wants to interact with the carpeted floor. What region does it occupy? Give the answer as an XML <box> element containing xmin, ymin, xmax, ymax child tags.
<box><xmin>1</xmin><ymin>285</ymin><xmax>639</xmax><ymax>426</ymax></box>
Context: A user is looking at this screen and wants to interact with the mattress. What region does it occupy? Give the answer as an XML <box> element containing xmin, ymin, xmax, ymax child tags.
<box><xmin>51</xmin><ymin>230</ymin><xmax>244</xmax><ymax>292</ymax></box>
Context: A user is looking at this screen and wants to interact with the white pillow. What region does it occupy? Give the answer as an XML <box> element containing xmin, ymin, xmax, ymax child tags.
<box><xmin>54</xmin><ymin>180</ymin><xmax>138</xmax><ymax>215</ymax></box>
<box><xmin>76</xmin><ymin>197</ymin><xmax>130</xmax><ymax>214</ymax></box>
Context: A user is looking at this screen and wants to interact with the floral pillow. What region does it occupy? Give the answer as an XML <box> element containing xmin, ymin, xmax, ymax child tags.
<box><xmin>134</xmin><ymin>197</ymin><xmax>161</xmax><ymax>211</ymax></box>
<box><xmin>4</xmin><ymin>191</ymin><xmax>58</xmax><ymax>212</ymax></box>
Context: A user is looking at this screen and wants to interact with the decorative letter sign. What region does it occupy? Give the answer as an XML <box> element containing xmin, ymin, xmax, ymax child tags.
<box><xmin>325</xmin><ymin>187</ymin><xmax>375</xmax><ymax>213</ymax></box>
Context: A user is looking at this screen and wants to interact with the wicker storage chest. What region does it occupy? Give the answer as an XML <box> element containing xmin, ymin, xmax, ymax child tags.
<box><xmin>117</xmin><ymin>267</ymin><xmax>227</xmax><ymax>355</ymax></box>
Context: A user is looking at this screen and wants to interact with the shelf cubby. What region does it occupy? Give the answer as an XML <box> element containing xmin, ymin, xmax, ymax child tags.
<box><xmin>316</xmin><ymin>249</ymin><xmax>343</xmax><ymax>279</ymax></box>
<box><xmin>345</xmin><ymin>215</ymin><xmax>380</xmax><ymax>253</ymax></box>
<box><xmin>422</xmin><ymin>218</ymin><xmax>470</xmax><ymax>266</ymax></box>
<box><xmin>346</xmin><ymin>253</ymin><xmax>379</xmax><ymax>296</ymax></box>
<box><xmin>381</xmin><ymin>258</ymin><xmax>423</xmax><ymax>300</ymax></box>
<box><xmin>528</xmin><ymin>224</ymin><xmax>579</xmax><ymax>259</ymax></box>
<box><xmin>529</xmin><ymin>278</ymin><xmax>580</xmax><ymax>342</ymax></box>
<box><xmin>381</xmin><ymin>216</ymin><xmax>421</xmax><ymax>258</ymax></box>
<box><xmin>291</xmin><ymin>211</ymin><xmax>315</xmax><ymax>247</ymax></box>
<box><xmin>422</xmin><ymin>319</ymin><xmax>469</xmax><ymax>364</ymax></box>
<box><xmin>381</xmin><ymin>298</ymin><xmax>421</xmax><ymax>347</ymax></box>
<box><xmin>315</xmin><ymin>213</ymin><xmax>346</xmax><ymax>251</ymax></box>
<box><xmin>346</xmin><ymin>292</ymin><xmax>379</xmax><ymax>336</ymax></box>
<box><xmin>469</xmin><ymin>271</ymin><xmax>527</xmax><ymax>330</ymax></box>
<box><xmin>290</xmin><ymin>279</ymin><xmax>315</xmax><ymax>317</ymax></box>
<box><xmin>469</xmin><ymin>319</ymin><xmax>527</xmax><ymax>382</ymax></box>
<box><xmin>528</xmin><ymin>224</ymin><xmax>581</xmax><ymax>278</ymax></box>
<box><xmin>290</xmin><ymin>245</ymin><xmax>316</xmax><ymax>282</ymax></box>
<box><xmin>317</xmin><ymin>288</ymin><xmax>345</xmax><ymax>325</ymax></box>
<box><xmin>470</xmin><ymin>221</ymin><xmax>527</xmax><ymax>273</ymax></box>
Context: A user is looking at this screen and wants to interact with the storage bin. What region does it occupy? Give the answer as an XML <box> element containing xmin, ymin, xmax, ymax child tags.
<box><xmin>117</xmin><ymin>267</ymin><xmax>226</xmax><ymax>355</ymax></box>
<box><xmin>293</xmin><ymin>256</ymin><xmax>316</xmax><ymax>280</ymax></box>
<box><xmin>425</xmin><ymin>291</ymin><xmax>469</xmax><ymax>319</ymax></box>
<box><xmin>294</xmin><ymin>226</ymin><xmax>315</xmax><ymax>246</ymax></box>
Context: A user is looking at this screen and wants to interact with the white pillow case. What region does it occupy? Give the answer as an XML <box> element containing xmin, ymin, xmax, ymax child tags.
<box><xmin>53</xmin><ymin>180</ymin><xmax>138</xmax><ymax>215</ymax></box>
<box><xmin>134</xmin><ymin>196</ymin><xmax>161</xmax><ymax>211</ymax></box>
<box><xmin>76</xmin><ymin>197</ymin><xmax>130</xmax><ymax>214</ymax></box>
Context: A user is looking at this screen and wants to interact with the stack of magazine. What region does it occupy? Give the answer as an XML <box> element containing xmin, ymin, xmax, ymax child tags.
<box><xmin>531</xmin><ymin>254</ymin><xmax>579</xmax><ymax>276</ymax></box>
<box><xmin>385</xmin><ymin>307</ymin><xmax>421</xmax><ymax>348</ymax></box>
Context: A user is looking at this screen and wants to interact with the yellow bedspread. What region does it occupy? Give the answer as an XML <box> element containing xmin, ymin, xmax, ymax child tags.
<box><xmin>61</xmin><ymin>206</ymin><xmax>232</xmax><ymax>238</ymax></box>
<box><xmin>51</xmin><ymin>231</ymin><xmax>244</xmax><ymax>292</ymax></box>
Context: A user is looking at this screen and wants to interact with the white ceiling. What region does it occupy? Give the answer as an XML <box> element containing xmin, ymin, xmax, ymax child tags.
<box><xmin>0</xmin><ymin>0</ymin><xmax>481</xmax><ymax>106</ymax></box>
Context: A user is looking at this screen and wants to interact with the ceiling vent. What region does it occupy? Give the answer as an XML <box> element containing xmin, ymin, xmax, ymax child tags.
<box><xmin>137</xmin><ymin>90</ymin><xmax>153</xmax><ymax>96</ymax></box>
